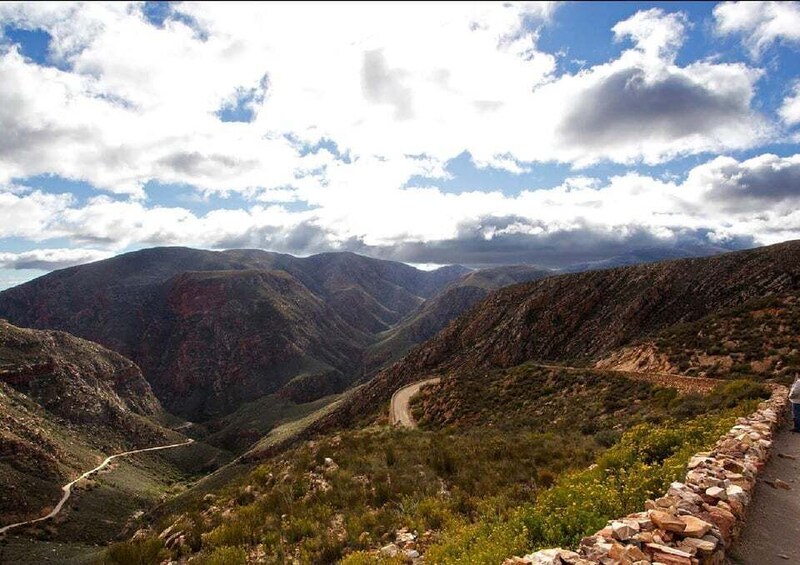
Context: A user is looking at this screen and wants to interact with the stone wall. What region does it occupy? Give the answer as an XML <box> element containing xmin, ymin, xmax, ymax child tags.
<box><xmin>506</xmin><ymin>386</ymin><xmax>788</xmax><ymax>565</ymax></box>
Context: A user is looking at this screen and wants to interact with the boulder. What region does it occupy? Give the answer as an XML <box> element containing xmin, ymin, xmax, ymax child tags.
<box><xmin>380</xmin><ymin>543</ymin><xmax>399</xmax><ymax>557</ymax></box>
<box><xmin>678</xmin><ymin>515</ymin><xmax>712</xmax><ymax>538</ymax></box>
<box><xmin>646</xmin><ymin>543</ymin><xmax>694</xmax><ymax>561</ymax></box>
<box><xmin>679</xmin><ymin>535</ymin><xmax>717</xmax><ymax>553</ymax></box>
<box><xmin>611</xmin><ymin>520</ymin><xmax>640</xmax><ymax>541</ymax></box>
<box><xmin>702</xmin><ymin>505</ymin><xmax>736</xmax><ymax>544</ymax></box>
<box><xmin>649</xmin><ymin>510</ymin><xmax>686</xmax><ymax>533</ymax></box>
<box><xmin>519</xmin><ymin>548</ymin><xmax>563</xmax><ymax>565</ymax></box>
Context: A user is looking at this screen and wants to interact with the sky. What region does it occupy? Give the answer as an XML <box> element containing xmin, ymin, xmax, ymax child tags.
<box><xmin>1</xmin><ymin>1</ymin><xmax>800</xmax><ymax>288</ymax></box>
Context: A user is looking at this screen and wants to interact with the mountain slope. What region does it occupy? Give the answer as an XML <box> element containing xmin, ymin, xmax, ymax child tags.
<box><xmin>363</xmin><ymin>265</ymin><xmax>551</xmax><ymax>373</ymax></box>
<box><xmin>0</xmin><ymin>320</ymin><xmax>204</xmax><ymax>526</ymax></box>
<box><xmin>139</xmin><ymin>269</ymin><xmax>369</xmax><ymax>418</ymax></box>
<box><xmin>320</xmin><ymin>240</ymin><xmax>800</xmax><ymax>428</ymax></box>
<box><xmin>0</xmin><ymin>248</ymin><xmax>468</xmax><ymax>421</ymax></box>
<box><xmin>0</xmin><ymin>319</ymin><xmax>161</xmax><ymax>425</ymax></box>
<box><xmin>595</xmin><ymin>292</ymin><xmax>800</xmax><ymax>382</ymax></box>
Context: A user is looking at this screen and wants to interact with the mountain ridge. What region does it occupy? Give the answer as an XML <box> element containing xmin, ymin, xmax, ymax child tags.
<box><xmin>0</xmin><ymin>247</ymin><xmax>470</xmax><ymax>421</ymax></box>
<box><xmin>307</xmin><ymin>239</ymin><xmax>800</xmax><ymax>434</ymax></box>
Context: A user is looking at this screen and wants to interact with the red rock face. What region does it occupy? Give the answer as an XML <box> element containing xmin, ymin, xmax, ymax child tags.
<box><xmin>0</xmin><ymin>320</ymin><xmax>161</xmax><ymax>421</ymax></box>
<box><xmin>0</xmin><ymin>248</ymin><xmax>469</xmax><ymax>421</ymax></box>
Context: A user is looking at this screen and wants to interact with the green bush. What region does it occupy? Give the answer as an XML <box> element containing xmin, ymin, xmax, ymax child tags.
<box><xmin>426</xmin><ymin>406</ymin><xmax>749</xmax><ymax>564</ymax></box>
<box><xmin>105</xmin><ymin>537</ymin><xmax>167</xmax><ymax>564</ymax></box>
<box><xmin>341</xmin><ymin>552</ymin><xmax>406</xmax><ymax>565</ymax></box>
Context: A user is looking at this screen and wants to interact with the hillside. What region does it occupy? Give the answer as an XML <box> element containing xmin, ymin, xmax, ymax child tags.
<box><xmin>362</xmin><ymin>265</ymin><xmax>551</xmax><ymax>373</ymax></box>
<box><xmin>316</xmin><ymin>240</ymin><xmax>800</xmax><ymax>430</ymax></box>
<box><xmin>0</xmin><ymin>248</ymin><xmax>468</xmax><ymax>421</ymax></box>
<box><xmin>139</xmin><ymin>268</ymin><xmax>369</xmax><ymax>418</ymax></box>
<box><xmin>109</xmin><ymin>364</ymin><xmax>769</xmax><ymax>563</ymax></box>
<box><xmin>596</xmin><ymin>292</ymin><xmax>800</xmax><ymax>382</ymax></box>
<box><xmin>68</xmin><ymin>242</ymin><xmax>798</xmax><ymax>564</ymax></box>
<box><xmin>0</xmin><ymin>320</ymin><xmax>227</xmax><ymax>531</ymax></box>
<box><xmin>0</xmin><ymin>319</ymin><xmax>160</xmax><ymax>422</ymax></box>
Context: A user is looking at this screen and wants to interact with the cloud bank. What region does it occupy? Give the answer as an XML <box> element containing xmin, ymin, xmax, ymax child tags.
<box><xmin>0</xmin><ymin>2</ymin><xmax>797</xmax><ymax>274</ymax></box>
<box><xmin>2</xmin><ymin>152</ymin><xmax>797</xmax><ymax>268</ymax></box>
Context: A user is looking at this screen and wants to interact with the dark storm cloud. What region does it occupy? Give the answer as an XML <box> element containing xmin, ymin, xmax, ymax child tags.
<box><xmin>699</xmin><ymin>157</ymin><xmax>800</xmax><ymax>213</ymax></box>
<box><xmin>361</xmin><ymin>49</ymin><xmax>414</xmax><ymax>120</ymax></box>
<box><xmin>214</xmin><ymin>216</ymin><xmax>753</xmax><ymax>269</ymax></box>
<box><xmin>559</xmin><ymin>67</ymin><xmax>750</xmax><ymax>149</ymax></box>
<box><xmin>368</xmin><ymin>221</ymin><xmax>753</xmax><ymax>268</ymax></box>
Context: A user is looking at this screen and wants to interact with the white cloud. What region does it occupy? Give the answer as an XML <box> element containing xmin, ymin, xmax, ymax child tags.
<box><xmin>612</xmin><ymin>8</ymin><xmax>687</xmax><ymax>64</ymax></box>
<box><xmin>781</xmin><ymin>82</ymin><xmax>800</xmax><ymax>126</ymax></box>
<box><xmin>0</xmin><ymin>189</ymin><xmax>72</xmax><ymax>237</ymax></box>
<box><xmin>714</xmin><ymin>1</ymin><xmax>800</xmax><ymax>56</ymax></box>
<box><xmin>0</xmin><ymin>248</ymin><xmax>113</xmax><ymax>270</ymax></box>
<box><xmin>1</xmin><ymin>2</ymin><xmax>795</xmax><ymax>273</ymax></box>
<box><xmin>5</xmin><ymin>153</ymin><xmax>799</xmax><ymax>268</ymax></box>
<box><xmin>0</xmin><ymin>2</ymin><xmax>772</xmax><ymax>202</ymax></box>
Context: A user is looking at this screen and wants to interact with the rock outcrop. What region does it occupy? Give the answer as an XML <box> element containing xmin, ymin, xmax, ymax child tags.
<box><xmin>506</xmin><ymin>386</ymin><xmax>788</xmax><ymax>565</ymax></box>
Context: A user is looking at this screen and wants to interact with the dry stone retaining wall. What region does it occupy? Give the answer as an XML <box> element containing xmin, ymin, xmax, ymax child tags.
<box><xmin>505</xmin><ymin>386</ymin><xmax>788</xmax><ymax>565</ymax></box>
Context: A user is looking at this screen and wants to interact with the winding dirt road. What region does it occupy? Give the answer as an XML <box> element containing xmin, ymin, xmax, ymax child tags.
<box><xmin>390</xmin><ymin>378</ymin><xmax>440</xmax><ymax>428</ymax></box>
<box><xmin>527</xmin><ymin>363</ymin><xmax>722</xmax><ymax>394</ymax></box>
<box><xmin>388</xmin><ymin>364</ymin><xmax>722</xmax><ymax>429</ymax></box>
<box><xmin>0</xmin><ymin>439</ymin><xmax>194</xmax><ymax>535</ymax></box>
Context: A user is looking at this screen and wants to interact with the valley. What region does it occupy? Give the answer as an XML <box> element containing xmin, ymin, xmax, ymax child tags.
<box><xmin>0</xmin><ymin>439</ymin><xmax>195</xmax><ymax>536</ymax></box>
<box><xmin>0</xmin><ymin>242</ymin><xmax>798</xmax><ymax>564</ymax></box>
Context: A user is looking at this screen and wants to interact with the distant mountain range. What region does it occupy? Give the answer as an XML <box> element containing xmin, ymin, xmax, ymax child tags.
<box><xmin>0</xmin><ymin>248</ymin><xmax>463</xmax><ymax>420</ymax></box>
<box><xmin>0</xmin><ymin>245</ymin><xmax>728</xmax><ymax>426</ymax></box>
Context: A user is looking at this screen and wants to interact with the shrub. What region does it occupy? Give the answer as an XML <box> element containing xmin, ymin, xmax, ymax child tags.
<box><xmin>426</xmin><ymin>405</ymin><xmax>750</xmax><ymax>564</ymax></box>
<box><xmin>105</xmin><ymin>537</ymin><xmax>168</xmax><ymax>564</ymax></box>
<box><xmin>341</xmin><ymin>552</ymin><xmax>406</xmax><ymax>565</ymax></box>
<box><xmin>196</xmin><ymin>546</ymin><xmax>247</xmax><ymax>565</ymax></box>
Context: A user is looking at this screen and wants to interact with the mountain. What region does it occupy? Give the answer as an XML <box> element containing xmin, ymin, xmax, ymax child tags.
<box><xmin>0</xmin><ymin>320</ymin><xmax>185</xmax><ymax>525</ymax></box>
<box><xmin>0</xmin><ymin>248</ymin><xmax>469</xmax><ymax>421</ymax></box>
<box><xmin>106</xmin><ymin>239</ymin><xmax>790</xmax><ymax>564</ymax></box>
<box><xmin>317</xmin><ymin>240</ymin><xmax>800</xmax><ymax>429</ymax></box>
<box><xmin>0</xmin><ymin>319</ymin><xmax>160</xmax><ymax>422</ymax></box>
<box><xmin>557</xmin><ymin>245</ymin><xmax>727</xmax><ymax>273</ymax></box>
<box><xmin>362</xmin><ymin>265</ymin><xmax>551</xmax><ymax>373</ymax></box>
<box><xmin>595</xmin><ymin>291</ymin><xmax>800</xmax><ymax>381</ymax></box>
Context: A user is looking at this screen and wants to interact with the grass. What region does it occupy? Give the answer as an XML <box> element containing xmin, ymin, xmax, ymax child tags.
<box><xmin>107</xmin><ymin>427</ymin><xmax>600</xmax><ymax>564</ymax></box>
<box><xmin>409</xmin><ymin>363</ymin><xmax>757</xmax><ymax>433</ymax></box>
<box><xmin>203</xmin><ymin>393</ymin><xmax>343</xmax><ymax>453</ymax></box>
<box><xmin>424</xmin><ymin>401</ymin><xmax>761</xmax><ymax>563</ymax></box>
<box><xmin>103</xmin><ymin>368</ymin><xmax>769</xmax><ymax>564</ymax></box>
<box><xmin>2</xmin><ymin>441</ymin><xmax>226</xmax><ymax>563</ymax></box>
<box><xmin>0</xmin><ymin>538</ymin><xmax>105</xmax><ymax>564</ymax></box>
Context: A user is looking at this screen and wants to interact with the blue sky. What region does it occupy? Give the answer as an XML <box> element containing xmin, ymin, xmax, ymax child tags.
<box><xmin>1</xmin><ymin>1</ymin><xmax>800</xmax><ymax>288</ymax></box>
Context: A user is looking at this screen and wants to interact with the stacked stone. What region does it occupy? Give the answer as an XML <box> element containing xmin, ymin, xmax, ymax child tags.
<box><xmin>505</xmin><ymin>386</ymin><xmax>787</xmax><ymax>565</ymax></box>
